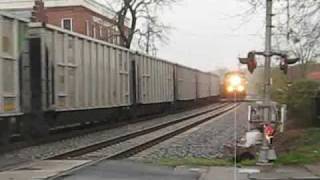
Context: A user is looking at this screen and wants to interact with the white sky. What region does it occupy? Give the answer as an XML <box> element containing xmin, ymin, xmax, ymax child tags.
<box><xmin>156</xmin><ymin>0</ymin><xmax>266</xmax><ymax>72</ymax></box>
<box><xmin>101</xmin><ymin>0</ymin><xmax>266</xmax><ymax>72</ymax></box>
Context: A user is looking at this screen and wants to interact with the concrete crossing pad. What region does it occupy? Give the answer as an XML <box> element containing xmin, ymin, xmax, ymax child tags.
<box><xmin>54</xmin><ymin>160</ymin><xmax>200</xmax><ymax>180</ymax></box>
<box><xmin>0</xmin><ymin>160</ymin><xmax>89</xmax><ymax>180</ymax></box>
<box><xmin>248</xmin><ymin>166</ymin><xmax>320</xmax><ymax>180</ymax></box>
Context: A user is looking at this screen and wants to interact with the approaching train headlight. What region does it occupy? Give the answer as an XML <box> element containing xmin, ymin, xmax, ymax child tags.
<box><xmin>227</xmin><ymin>86</ymin><xmax>234</xmax><ymax>92</ymax></box>
<box><xmin>229</xmin><ymin>75</ymin><xmax>242</xmax><ymax>87</ymax></box>
<box><xmin>237</xmin><ymin>85</ymin><xmax>245</xmax><ymax>92</ymax></box>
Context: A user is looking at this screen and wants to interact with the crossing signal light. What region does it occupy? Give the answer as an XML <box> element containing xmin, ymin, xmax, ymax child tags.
<box><xmin>280</xmin><ymin>56</ymin><xmax>299</xmax><ymax>74</ymax></box>
<box><xmin>239</xmin><ymin>52</ymin><xmax>257</xmax><ymax>74</ymax></box>
<box><xmin>280</xmin><ymin>58</ymin><xmax>288</xmax><ymax>74</ymax></box>
<box><xmin>247</xmin><ymin>55</ymin><xmax>257</xmax><ymax>74</ymax></box>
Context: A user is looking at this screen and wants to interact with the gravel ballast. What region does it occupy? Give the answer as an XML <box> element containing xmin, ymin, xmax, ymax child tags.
<box><xmin>129</xmin><ymin>103</ymin><xmax>248</xmax><ymax>162</ymax></box>
<box><xmin>0</xmin><ymin>103</ymin><xmax>222</xmax><ymax>171</ymax></box>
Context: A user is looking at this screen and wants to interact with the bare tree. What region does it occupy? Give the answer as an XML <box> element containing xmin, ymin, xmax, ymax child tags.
<box><xmin>275</xmin><ymin>0</ymin><xmax>320</xmax><ymax>76</ymax></box>
<box><xmin>137</xmin><ymin>17</ymin><xmax>171</xmax><ymax>54</ymax></box>
<box><xmin>243</xmin><ymin>0</ymin><xmax>320</xmax><ymax>76</ymax></box>
<box><xmin>106</xmin><ymin>0</ymin><xmax>177</xmax><ymax>49</ymax></box>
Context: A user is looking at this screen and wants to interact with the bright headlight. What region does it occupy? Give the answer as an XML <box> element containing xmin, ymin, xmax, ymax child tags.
<box><xmin>227</xmin><ymin>86</ymin><xmax>234</xmax><ymax>92</ymax></box>
<box><xmin>229</xmin><ymin>75</ymin><xmax>242</xmax><ymax>86</ymax></box>
<box><xmin>237</xmin><ymin>85</ymin><xmax>245</xmax><ymax>92</ymax></box>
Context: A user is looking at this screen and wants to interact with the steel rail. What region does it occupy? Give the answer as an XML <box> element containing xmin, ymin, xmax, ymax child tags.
<box><xmin>48</xmin><ymin>103</ymin><xmax>232</xmax><ymax>160</ymax></box>
<box><xmin>106</xmin><ymin>104</ymin><xmax>238</xmax><ymax>160</ymax></box>
<box><xmin>0</xmin><ymin>104</ymin><xmax>218</xmax><ymax>155</ymax></box>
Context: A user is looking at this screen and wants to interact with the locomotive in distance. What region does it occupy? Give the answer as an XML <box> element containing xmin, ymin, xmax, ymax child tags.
<box><xmin>222</xmin><ymin>71</ymin><xmax>248</xmax><ymax>99</ymax></box>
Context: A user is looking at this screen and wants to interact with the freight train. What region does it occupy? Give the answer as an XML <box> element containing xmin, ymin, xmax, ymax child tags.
<box><xmin>0</xmin><ymin>12</ymin><xmax>221</xmax><ymax>144</ymax></box>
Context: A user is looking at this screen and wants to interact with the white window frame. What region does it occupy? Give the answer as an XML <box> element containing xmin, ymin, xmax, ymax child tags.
<box><xmin>117</xmin><ymin>36</ymin><xmax>120</xmax><ymax>45</ymax></box>
<box><xmin>99</xmin><ymin>26</ymin><xmax>103</xmax><ymax>39</ymax></box>
<box><xmin>93</xmin><ymin>25</ymin><xmax>96</xmax><ymax>38</ymax></box>
<box><xmin>85</xmin><ymin>20</ymin><xmax>90</xmax><ymax>36</ymax></box>
<box><xmin>106</xmin><ymin>28</ymin><xmax>109</xmax><ymax>41</ymax></box>
<box><xmin>61</xmin><ymin>18</ymin><xmax>73</xmax><ymax>31</ymax></box>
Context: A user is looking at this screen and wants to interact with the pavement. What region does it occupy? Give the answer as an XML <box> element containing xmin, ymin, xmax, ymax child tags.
<box><xmin>55</xmin><ymin>160</ymin><xmax>200</xmax><ymax>180</ymax></box>
<box><xmin>247</xmin><ymin>165</ymin><xmax>320</xmax><ymax>180</ymax></box>
<box><xmin>54</xmin><ymin>161</ymin><xmax>320</xmax><ymax>180</ymax></box>
<box><xmin>305</xmin><ymin>163</ymin><xmax>320</xmax><ymax>177</ymax></box>
<box><xmin>199</xmin><ymin>163</ymin><xmax>320</xmax><ymax>180</ymax></box>
<box><xmin>0</xmin><ymin>160</ymin><xmax>90</xmax><ymax>180</ymax></box>
<box><xmin>0</xmin><ymin>160</ymin><xmax>319</xmax><ymax>180</ymax></box>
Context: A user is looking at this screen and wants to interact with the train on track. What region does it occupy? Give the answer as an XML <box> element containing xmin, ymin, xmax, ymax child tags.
<box><xmin>0</xmin><ymin>12</ymin><xmax>222</xmax><ymax>144</ymax></box>
<box><xmin>222</xmin><ymin>71</ymin><xmax>248</xmax><ymax>99</ymax></box>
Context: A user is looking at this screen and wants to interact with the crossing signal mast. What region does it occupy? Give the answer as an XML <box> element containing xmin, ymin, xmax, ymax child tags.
<box><xmin>239</xmin><ymin>0</ymin><xmax>299</xmax><ymax>164</ymax></box>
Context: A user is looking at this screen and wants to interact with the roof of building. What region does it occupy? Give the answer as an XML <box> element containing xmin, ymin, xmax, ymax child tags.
<box><xmin>0</xmin><ymin>0</ymin><xmax>115</xmax><ymax>19</ymax></box>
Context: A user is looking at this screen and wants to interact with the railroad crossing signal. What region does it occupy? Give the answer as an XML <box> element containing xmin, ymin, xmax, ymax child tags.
<box><xmin>240</xmin><ymin>51</ymin><xmax>299</xmax><ymax>75</ymax></box>
<box><xmin>239</xmin><ymin>51</ymin><xmax>257</xmax><ymax>74</ymax></box>
<box><xmin>279</xmin><ymin>56</ymin><xmax>299</xmax><ymax>74</ymax></box>
<box><xmin>279</xmin><ymin>59</ymin><xmax>288</xmax><ymax>74</ymax></box>
<box><xmin>240</xmin><ymin>0</ymin><xmax>300</xmax><ymax>165</ymax></box>
<box><xmin>239</xmin><ymin>50</ymin><xmax>299</xmax><ymax>164</ymax></box>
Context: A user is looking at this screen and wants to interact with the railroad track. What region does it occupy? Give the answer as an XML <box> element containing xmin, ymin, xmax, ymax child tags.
<box><xmin>0</xmin><ymin>104</ymin><xmax>203</xmax><ymax>155</ymax></box>
<box><xmin>48</xmin><ymin>103</ymin><xmax>237</xmax><ymax>161</ymax></box>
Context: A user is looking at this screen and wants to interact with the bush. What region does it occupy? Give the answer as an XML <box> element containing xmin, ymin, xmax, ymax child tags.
<box><xmin>271</xmin><ymin>69</ymin><xmax>289</xmax><ymax>104</ymax></box>
<box><xmin>276</xmin><ymin>128</ymin><xmax>320</xmax><ymax>165</ymax></box>
<box><xmin>287</xmin><ymin>80</ymin><xmax>320</xmax><ymax>125</ymax></box>
<box><xmin>256</xmin><ymin>68</ymin><xmax>320</xmax><ymax>126</ymax></box>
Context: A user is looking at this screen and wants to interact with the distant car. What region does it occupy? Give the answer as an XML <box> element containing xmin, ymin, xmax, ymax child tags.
<box><xmin>222</xmin><ymin>71</ymin><xmax>248</xmax><ymax>99</ymax></box>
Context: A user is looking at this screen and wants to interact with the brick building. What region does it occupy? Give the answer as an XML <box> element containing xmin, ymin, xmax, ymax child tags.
<box><xmin>0</xmin><ymin>0</ymin><xmax>129</xmax><ymax>46</ymax></box>
<box><xmin>288</xmin><ymin>64</ymin><xmax>320</xmax><ymax>82</ymax></box>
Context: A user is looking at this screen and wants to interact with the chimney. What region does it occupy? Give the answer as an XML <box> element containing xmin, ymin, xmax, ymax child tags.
<box><xmin>31</xmin><ymin>0</ymin><xmax>48</xmax><ymax>23</ymax></box>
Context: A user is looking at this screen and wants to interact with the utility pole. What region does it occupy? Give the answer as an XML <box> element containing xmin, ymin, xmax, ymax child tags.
<box><xmin>286</xmin><ymin>0</ymin><xmax>290</xmax><ymax>41</ymax></box>
<box><xmin>146</xmin><ymin>23</ymin><xmax>151</xmax><ymax>54</ymax></box>
<box><xmin>258</xmin><ymin>0</ymin><xmax>274</xmax><ymax>164</ymax></box>
<box><xmin>239</xmin><ymin>0</ymin><xmax>299</xmax><ymax>165</ymax></box>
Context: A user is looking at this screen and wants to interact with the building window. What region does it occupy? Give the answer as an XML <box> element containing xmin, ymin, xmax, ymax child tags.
<box><xmin>86</xmin><ymin>20</ymin><xmax>90</xmax><ymax>36</ymax></box>
<box><xmin>93</xmin><ymin>25</ymin><xmax>96</xmax><ymax>38</ymax></box>
<box><xmin>114</xmin><ymin>36</ymin><xmax>118</xmax><ymax>45</ymax></box>
<box><xmin>99</xmin><ymin>26</ymin><xmax>103</xmax><ymax>39</ymax></box>
<box><xmin>117</xmin><ymin>36</ymin><xmax>120</xmax><ymax>45</ymax></box>
<box><xmin>61</xmin><ymin>18</ymin><xmax>73</xmax><ymax>31</ymax></box>
<box><xmin>106</xmin><ymin>29</ymin><xmax>109</xmax><ymax>42</ymax></box>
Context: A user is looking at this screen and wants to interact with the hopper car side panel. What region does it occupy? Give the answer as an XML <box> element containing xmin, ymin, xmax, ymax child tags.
<box><xmin>135</xmin><ymin>54</ymin><xmax>174</xmax><ymax>104</ymax></box>
<box><xmin>175</xmin><ymin>64</ymin><xmax>197</xmax><ymax>101</ymax></box>
<box><xmin>197</xmin><ymin>72</ymin><xmax>211</xmax><ymax>99</ymax></box>
<box><xmin>32</xmin><ymin>24</ymin><xmax>132</xmax><ymax>111</ymax></box>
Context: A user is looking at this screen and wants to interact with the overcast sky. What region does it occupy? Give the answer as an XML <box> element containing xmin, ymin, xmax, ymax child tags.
<box><xmin>101</xmin><ymin>0</ymin><xmax>266</xmax><ymax>72</ymax></box>
<box><xmin>155</xmin><ymin>0</ymin><xmax>266</xmax><ymax>72</ymax></box>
